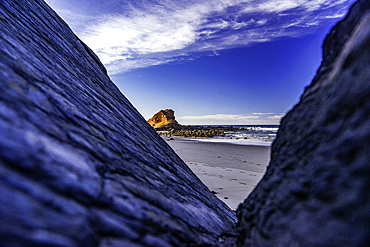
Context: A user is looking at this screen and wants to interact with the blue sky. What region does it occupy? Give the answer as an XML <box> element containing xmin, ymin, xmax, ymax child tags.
<box><xmin>45</xmin><ymin>0</ymin><xmax>355</xmax><ymax>125</ymax></box>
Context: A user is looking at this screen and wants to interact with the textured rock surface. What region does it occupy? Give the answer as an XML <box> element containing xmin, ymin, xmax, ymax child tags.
<box><xmin>147</xmin><ymin>109</ymin><xmax>180</xmax><ymax>129</ymax></box>
<box><xmin>0</xmin><ymin>1</ymin><xmax>236</xmax><ymax>246</ymax></box>
<box><xmin>237</xmin><ymin>0</ymin><xmax>370</xmax><ymax>246</ymax></box>
<box><xmin>2</xmin><ymin>0</ymin><xmax>369</xmax><ymax>246</ymax></box>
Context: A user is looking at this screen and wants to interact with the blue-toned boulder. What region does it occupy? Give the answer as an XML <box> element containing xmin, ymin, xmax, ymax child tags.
<box><xmin>237</xmin><ymin>0</ymin><xmax>370</xmax><ymax>246</ymax></box>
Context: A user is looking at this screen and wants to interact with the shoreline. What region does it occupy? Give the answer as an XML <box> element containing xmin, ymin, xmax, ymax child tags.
<box><xmin>156</xmin><ymin>124</ymin><xmax>278</xmax><ymax>141</ymax></box>
<box><xmin>165</xmin><ymin>137</ymin><xmax>270</xmax><ymax>210</ymax></box>
<box><xmin>184</xmin><ymin>137</ymin><xmax>273</xmax><ymax>147</ymax></box>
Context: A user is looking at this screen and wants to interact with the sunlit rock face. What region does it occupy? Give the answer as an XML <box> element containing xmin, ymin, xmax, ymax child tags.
<box><xmin>236</xmin><ymin>0</ymin><xmax>370</xmax><ymax>246</ymax></box>
<box><xmin>0</xmin><ymin>1</ymin><xmax>236</xmax><ymax>246</ymax></box>
<box><xmin>147</xmin><ymin>109</ymin><xmax>180</xmax><ymax>129</ymax></box>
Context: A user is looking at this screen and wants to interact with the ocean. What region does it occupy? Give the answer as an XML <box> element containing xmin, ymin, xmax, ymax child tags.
<box><xmin>190</xmin><ymin>125</ymin><xmax>280</xmax><ymax>146</ymax></box>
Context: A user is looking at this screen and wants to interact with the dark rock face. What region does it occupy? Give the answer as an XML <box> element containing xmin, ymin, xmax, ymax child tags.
<box><xmin>237</xmin><ymin>1</ymin><xmax>370</xmax><ymax>246</ymax></box>
<box><xmin>0</xmin><ymin>1</ymin><xmax>236</xmax><ymax>246</ymax></box>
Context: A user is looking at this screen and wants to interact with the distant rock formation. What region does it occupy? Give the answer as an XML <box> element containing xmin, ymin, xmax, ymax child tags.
<box><xmin>237</xmin><ymin>0</ymin><xmax>370</xmax><ymax>246</ymax></box>
<box><xmin>147</xmin><ymin>109</ymin><xmax>181</xmax><ymax>129</ymax></box>
<box><xmin>0</xmin><ymin>1</ymin><xmax>236</xmax><ymax>246</ymax></box>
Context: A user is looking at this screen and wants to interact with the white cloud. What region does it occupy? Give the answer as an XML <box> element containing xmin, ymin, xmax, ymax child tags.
<box><xmin>324</xmin><ymin>13</ymin><xmax>346</xmax><ymax>19</ymax></box>
<box><xmin>84</xmin><ymin>13</ymin><xmax>198</xmax><ymax>58</ymax></box>
<box><xmin>179</xmin><ymin>114</ymin><xmax>259</xmax><ymax>120</ymax></box>
<box><xmin>267</xmin><ymin>114</ymin><xmax>285</xmax><ymax>119</ymax></box>
<box><xmin>241</xmin><ymin>0</ymin><xmax>350</xmax><ymax>13</ymax></box>
<box><xmin>252</xmin><ymin>112</ymin><xmax>274</xmax><ymax>115</ymax></box>
<box><xmin>242</xmin><ymin>0</ymin><xmax>300</xmax><ymax>13</ymax></box>
<box><xmin>177</xmin><ymin>113</ymin><xmax>285</xmax><ymax>125</ymax></box>
<box><xmin>45</xmin><ymin>0</ymin><xmax>355</xmax><ymax>74</ymax></box>
<box><xmin>256</xmin><ymin>19</ymin><xmax>268</xmax><ymax>25</ymax></box>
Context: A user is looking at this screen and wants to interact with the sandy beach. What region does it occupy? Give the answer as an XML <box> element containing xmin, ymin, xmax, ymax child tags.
<box><xmin>165</xmin><ymin>137</ymin><xmax>271</xmax><ymax>210</ymax></box>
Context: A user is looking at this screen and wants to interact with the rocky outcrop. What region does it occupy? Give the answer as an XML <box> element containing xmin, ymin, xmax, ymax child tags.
<box><xmin>237</xmin><ymin>0</ymin><xmax>370</xmax><ymax>246</ymax></box>
<box><xmin>0</xmin><ymin>1</ymin><xmax>236</xmax><ymax>246</ymax></box>
<box><xmin>147</xmin><ymin>109</ymin><xmax>181</xmax><ymax>129</ymax></box>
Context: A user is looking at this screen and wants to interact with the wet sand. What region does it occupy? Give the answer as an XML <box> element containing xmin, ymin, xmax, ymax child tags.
<box><xmin>165</xmin><ymin>137</ymin><xmax>271</xmax><ymax>210</ymax></box>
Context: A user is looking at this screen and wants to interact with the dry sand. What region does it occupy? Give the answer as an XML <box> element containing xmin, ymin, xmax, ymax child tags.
<box><xmin>165</xmin><ymin>137</ymin><xmax>271</xmax><ymax>210</ymax></box>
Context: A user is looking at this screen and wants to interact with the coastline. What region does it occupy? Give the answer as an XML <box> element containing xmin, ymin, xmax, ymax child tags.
<box><xmin>165</xmin><ymin>137</ymin><xmax>270</xmax><ymax>210</ymax></box>
<box><xmin>185</xmin><ymin>137</ymin><xmax>272</xmax><ymax>146</ymax></box>
<box><xmin>156</xmin><ymin>124</ymin><xmax>278</xmax><ymax>141</ymax></box>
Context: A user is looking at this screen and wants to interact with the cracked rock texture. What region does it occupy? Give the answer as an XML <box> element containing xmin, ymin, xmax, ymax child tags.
<box><xmin>237</xmin><ymin>0</ymin><xmax>370</xmax><ymax>246</ymax></box>
<box><xmin>0</xmin><ymin>0</ymin><xmax>236</xmax><ymax>246</ymax></box>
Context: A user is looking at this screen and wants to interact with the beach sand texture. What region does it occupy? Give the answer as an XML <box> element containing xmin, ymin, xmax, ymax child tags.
<box><xmin>166</xmin><ymin>137</ymin><xmax>271</xmax><ymax>210</ymax></box>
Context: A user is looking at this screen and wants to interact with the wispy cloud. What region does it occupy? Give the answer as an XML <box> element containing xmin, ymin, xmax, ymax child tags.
<box><xmin>46</xmin><ymin>0</ymin><xmax>355</xmax><ymax>74</ymax></box>
<box><xmin>177</xmin><ymin>113</ymin><xmax>285</xmax><ymax>125</ymax></box>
